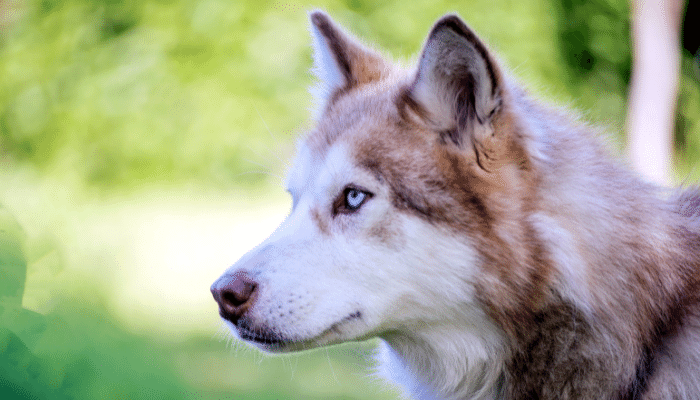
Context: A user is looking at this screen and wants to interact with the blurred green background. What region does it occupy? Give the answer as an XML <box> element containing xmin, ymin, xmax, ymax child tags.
<box><xmin>1</xmin><ymin>0</ymin><xmax>698</xmax><ymax>399</ymax></box>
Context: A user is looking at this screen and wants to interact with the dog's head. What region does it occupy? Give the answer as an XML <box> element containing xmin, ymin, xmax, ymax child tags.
<box><xmin>212</xmin><ymin>11</ymin><xmax>535</xmax><ymax>352</ymax></box>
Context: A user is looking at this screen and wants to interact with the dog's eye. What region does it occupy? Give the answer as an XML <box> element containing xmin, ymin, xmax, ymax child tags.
<box><xmin>346</xmin><ymin>188</ymin><xmax>367</xmax><ymax>210</ymax></box>
<box><xmin>335</xmin><ymin>187</ymin><xmax>372</xmax><ymax>215</ymax></box>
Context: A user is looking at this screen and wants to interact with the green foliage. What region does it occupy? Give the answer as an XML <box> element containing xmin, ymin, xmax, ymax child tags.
<box><xmin>0</xmin><ymin>206</ymin><xmax>26</xmax><ymax>303</ymax></box>
<box><xmin>1</xmin><ymin>206</ymin><xmax>391</xmax><ymax>399</ymax></box>
<box><xmin>550</xmin><ymin>0</ymin><xmax>632</xmax><ymax>131</ymax></box>
<box><xmin>674</xmin><ymin>55</ymin><xmax>700</xmax><ymax>182</ymax></box>
<box><xmin>2</xmin><ymin>0</ymin><xmax>698</xmax><ymax>192</ymax></box>
<box><xmin>6</xmin><ymin>0</ymin><xmax>697</xmax><ymax>194</ymax></box>
<box><xmin>0</xmin><ymin>0</ymin><xmax>308</xmax><ymax>190</ymax></box>
<box><xmin>0</xmin><ymin>205</ymin><xmax>182</xmax><ymax>399</ymax></box>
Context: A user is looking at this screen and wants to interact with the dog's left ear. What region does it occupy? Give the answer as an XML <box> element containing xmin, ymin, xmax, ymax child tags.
<box><xmin>309</xmin><ymin>11</ymin><xmax>388</xmax><ymax>112</ymax></box>
<box><xmin>409</xmin><ymin>15</ymin><xmax>509</xmax><ymax>171</ymax></box>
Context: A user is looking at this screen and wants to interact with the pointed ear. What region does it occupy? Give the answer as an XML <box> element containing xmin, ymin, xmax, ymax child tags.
<box><xmin>409</xmin><ymin>15</ymin><xmax>505</xmax><ymax>155</ymax></box>
<box><xmin>308</xmin><ymin>11</ymin><xmax>388</xmax><ymax>112</ymax></box>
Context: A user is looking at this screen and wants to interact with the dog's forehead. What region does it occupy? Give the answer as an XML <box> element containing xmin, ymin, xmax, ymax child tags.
<box><xmin>285</xmin><ymin>137</ymin><xmax>356</xmax><ymax>198</ymax></box>
<box><xmin>307</xmin><ymin>82</ymin><xmax>406</xmax><ymax>153</ymax></box>
<box><xmin>286</xmin><ymin>75</ymin><xmax>444</xmax><ymax>204</ymax></box>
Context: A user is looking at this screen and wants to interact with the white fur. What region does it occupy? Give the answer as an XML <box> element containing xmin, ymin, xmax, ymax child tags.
<box><xmin>216</xmin><ymin>141</ymin><xmax>506</xmax><ymax>399</ymax></box>
<box><xmin>214</xmin><ymin>11</ymin><xmax>700</xmax><ymax>400</ymax></box>
<box><xmin>308</xmin><ymin>13</ymin><xmax>346</xmax><ymax>118</ymax></box>
<box><xmin>530</xmin><ymin>212</ymin><xmax>592</xmax><ymax>316</ymax></box>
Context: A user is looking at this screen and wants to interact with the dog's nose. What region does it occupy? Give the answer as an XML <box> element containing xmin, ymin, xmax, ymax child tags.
<box><xmin>211</xmin><ymin>272</ymin><xmax>258</xmax><ymax>324</ymax></box>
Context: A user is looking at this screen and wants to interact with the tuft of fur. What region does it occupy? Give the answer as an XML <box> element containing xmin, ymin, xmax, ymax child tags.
<box><xmin>212</xmin><ymin>11</ymin><xmax>700</xmax><ymax>400</ymax></box>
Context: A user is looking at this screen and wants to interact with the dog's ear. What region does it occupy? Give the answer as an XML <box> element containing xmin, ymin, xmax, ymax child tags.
<box><xmin>308</xmin><ymin>11</ymin><xmax>388</xmax><ymax>112</ymax></box>
<box><xmin>409</xmin><ymin>15</ymin><xmax>509</xmax><ymax>171</ymax></box>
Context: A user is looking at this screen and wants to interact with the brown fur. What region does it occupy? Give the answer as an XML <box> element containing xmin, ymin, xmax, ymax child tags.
<box><xmin>208</xmin><ymin>11</ymin><xmax>700</xmax><ymax>399</ymax></box>
<box><xmin>304</xmin><ymin>11</ymin><xmax>700</xmax><ymax>399</ymax></box>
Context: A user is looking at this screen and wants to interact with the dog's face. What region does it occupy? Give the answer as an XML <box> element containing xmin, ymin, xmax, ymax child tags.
<box><xmin>212</xmin><ymin>11</ymin><xmax>528</xmax><ymax>352</ymax></box>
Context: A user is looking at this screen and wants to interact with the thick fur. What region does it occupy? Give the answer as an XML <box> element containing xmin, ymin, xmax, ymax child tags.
<box><xmin>212</xmin><ymin>11</ymin><xmax>700</xmax><ymax>400</ymax></box>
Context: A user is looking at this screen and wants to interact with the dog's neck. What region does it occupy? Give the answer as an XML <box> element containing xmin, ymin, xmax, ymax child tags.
<box><xmin>377</xmin><ymin>318</ymin><xmax>505</xmax><ymax>400</ymax></box>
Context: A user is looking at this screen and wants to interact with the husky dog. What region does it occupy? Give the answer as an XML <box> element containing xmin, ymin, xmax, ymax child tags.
<box><xmin>211</xmin><ymin>11</ymin><xmax>700</xmax><ymax>400</ymax></box>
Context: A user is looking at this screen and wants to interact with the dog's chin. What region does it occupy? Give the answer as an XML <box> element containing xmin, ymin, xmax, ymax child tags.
<box><xmin>241</xmin><ymin>334</ymin><xmax>328</xmax><ymax>354</ymax></box>
<box><xmin>232</xmin><ymin>311</ymin><xmax>366</xmax><ymax>353</ymax></box>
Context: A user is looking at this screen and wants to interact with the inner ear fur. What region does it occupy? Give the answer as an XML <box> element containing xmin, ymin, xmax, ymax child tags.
<box><xmin>408</xmin><ymin>15</ymin><xmax>517</xmax><ymax>173</ymax></box>
<box><xmin>309</xmin><ymin>11</ymin><xmax>389</xmax><ymax>109</ymax></box>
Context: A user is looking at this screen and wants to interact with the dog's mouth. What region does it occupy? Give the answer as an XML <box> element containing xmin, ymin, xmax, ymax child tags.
<box><xmin>237</xmin><ymin>327</ymin><xmax>286</xmax><ymax>347</ymax></box>
<box><xmin>234</xmin><ymin>311</ymin><xmax>364</xmax><ymax>352</ymax></box>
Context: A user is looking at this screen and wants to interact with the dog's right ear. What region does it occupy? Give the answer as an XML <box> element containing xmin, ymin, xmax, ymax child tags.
<box><xmin>308</xmin><ymin>11</ymin><xmax>388</xmax><ymax>113</ymax></box>
<box><xmin>407</xmin><ymin>15</ymin><xmax>514</xmax><ymax>173</ymax></box>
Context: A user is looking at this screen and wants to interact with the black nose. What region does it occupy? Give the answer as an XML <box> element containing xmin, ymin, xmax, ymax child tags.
<box><xmin>211</xmin><ymin>271</ymin><xmax>258</xmax><ymax>324</ymax></box>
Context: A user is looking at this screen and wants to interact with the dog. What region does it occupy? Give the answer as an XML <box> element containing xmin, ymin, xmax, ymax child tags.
<box><xmin>211</xmin><ymin>11</ymin><xmax>700</xmax><ymax>400</ymax></box>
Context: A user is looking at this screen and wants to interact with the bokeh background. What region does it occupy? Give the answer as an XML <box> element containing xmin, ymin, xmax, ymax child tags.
<box><xmin>1</xmin><ymin>0</ymin><xmax>699</xmax><ymax>399</ymax></box>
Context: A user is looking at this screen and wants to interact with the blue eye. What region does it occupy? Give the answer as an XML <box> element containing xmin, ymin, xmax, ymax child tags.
<box><xmin>345</xmin><ymin>188</ymin><xmax>368</xmax><ymax>210</ymax></box>
<box><xmin>334</xmin><ymin>187</ymin><xmax>373</xmax><ymax>215</ymax></box>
